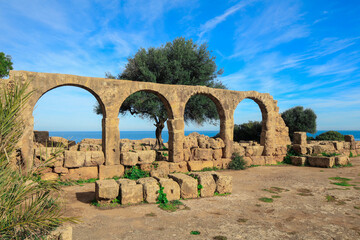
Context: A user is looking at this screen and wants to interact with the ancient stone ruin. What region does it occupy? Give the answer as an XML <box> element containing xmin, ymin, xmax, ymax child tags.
<box><xmin>288</xmin><ymin>132</ymin><xmax>359</xmax><ymax>168</ymax></box>
<box><xmin>3</xmin><ymin>70</ymin><xmax>291</xmax><ymax>179</ymax></box>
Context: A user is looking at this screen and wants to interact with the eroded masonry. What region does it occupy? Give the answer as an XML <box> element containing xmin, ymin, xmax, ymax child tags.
<box><xmin>4</xmin><ymin>71</ymin><xmax>291</xmax><ymax>179</ymax></box>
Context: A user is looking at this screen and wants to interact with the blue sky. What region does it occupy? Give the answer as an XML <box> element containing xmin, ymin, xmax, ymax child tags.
<box><xmin>1</xmin><ymin>0</ymin><xmax>359</xmax><ymax>131</ymax></box>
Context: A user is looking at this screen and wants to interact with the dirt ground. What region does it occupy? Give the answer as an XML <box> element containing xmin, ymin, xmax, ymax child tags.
<box><xmin>63</xmin><ymin>157</ymin><xmax>360</xmax><ymax>240</ymax></box>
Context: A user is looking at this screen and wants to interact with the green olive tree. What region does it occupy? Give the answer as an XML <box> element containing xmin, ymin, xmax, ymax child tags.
<box><xmin>0</xmin><ymin>52</ymin><xmax>13</xmax><ymax>78</ymax></box>
<box><xmin>95</xmin><ymin>37</ymin><xmax>225</xmax><ymax>147</ymax></box>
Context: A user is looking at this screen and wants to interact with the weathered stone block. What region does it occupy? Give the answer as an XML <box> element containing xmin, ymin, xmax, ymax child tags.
<box><xmin>168</xmin><ymin>173</ymin><xmax>198</xmax><ymax>199</ymax></box>
<box><xmin>293</xmin><ymin>132</ymin><xmax>307</xmax><ymax>145</ymax></box>
<box><xmin>290</xmin><ymin>156</ymin><xmax>306</xmax><ymax>166</ymax></box>
<box><xmin>209</xmin><ymin>138</ymin><xmax>221</xmax><ymax>149</ymax></box>
<box><xmin>136</xmin><ymin>177</ymin><xmax>159</xmax><ymax>203</ymax></box>
<box><xmin>64</xmin><ymin>151</ymin><xmax>85</xmax><ymax>168</ymax></box>
<box><xmin>251</xmin><ymin>156</ymin><xmax>265</xmax><ymax>165</ymax></box>
<box><xmin>245</xmin><ymin>147</ymin><xmax>254</xmax><ymax>157</ymax></box>
<box><xmin>292</xmin><ymin>144</ymin><xmax>307</xmax><ymax>155</ymax></box>
<box><xmin>345</xmin><ymin>135</ymin><xmax>356</xmax><ymax>149</ymax></box>
<box><xmin>137</xmin><ymin>150</ymin><xmax>156</xmax><ymax>164</ymax></box>
<box><xmin>333</xmin><ymin>141</ymin><xmax>344</xmax><ymax>151</ymax></box>
<box><xmin>232</xmin><ymin>143</ymin><xmax>245</xmax><ymax>156</ymax></box>
<box><xmin>41</xmin><ymin>172</ymin><xmax>59</xmax><ymax>181</ymax></box>
<box><xmin>53</xmin><ymin>166</ymin><xmax>69</xmax><ymax>174</ymax></box>
<box><xmin>252</xmin><ymin>146</ymin><xmax>264</xmax><ymax>156</ymax></box>
<box><xmin>84</xmin><ymin>151</ymin><xmax>105</xmax><ymax>166</ymax></box>
<box><xmin>243</xmin><ymin>157</ymin><xmax>253</xmax><ymax>167</ymax></box>
<box><xmin>335</xmin><ymin>156</ymin><xmax>349</xmax><ymax>166</ymax></box>
<box><xmin>213</xmin><ymin>148</ymin><xmax>222</xmax><ymax>160</ymax></box>
<box><xmin>169</xmin><ymin>161</ymin><xmax>188</xmax><ymax>173</ymax></box>
<box><xmin>117</xmin><ymin>179</ymin><xmax>136</xmax><ymax>186</ymax></box>
<box><xmin>120</xmin><ymin>152</ymin><xmax>138</xmax><ymax>166</ymax></box>
<box><xmin>190</xmin><ymin>172</ymin><xmax>216</xmax><ymax>197</ymax></box>
<box><xmin>212</xmin><ymin>172</ymin><xmax>232</xmax><ymax>194</ymax></box>
<box><xmin>222</xmin><ymin>158</ymin><xmax>232</xmax><ymax>169</ymax></box>
<box><xmin>95</xmin><ymin>179</ymin><xmax>119</xmax><ymax>202</ymax></box>
<box><xmin>187</xmin><ymin>160</ymin><xmax>213</xmax><ymax>171</ymax></box>
<box><xmin>155</xmin><ymin>177</ymin><xmax>180</xmax><ymax>201</ymax></box>
<box><xmin>99</xmin><ymin>164</ymin><xmax>124</xmax><ymax>179</ymax></box>
<box><xmin>150</xmin><ymin>161</ymin><xmax>169</xmax><ymax>178</ymax></box>
<box><xmin>119</xmin><ymin>184</ymin><xmax>143</xmax><ymax>205</ymax></box>
<box><xmin>307</xmin><ymin>156</ymin><xmax>335</xmax><ymax>168</ymax></box>
<box><xmin>61</xmin><ymin>166</ymin><xmax>98</xmax><ymax>180</ymax></box>
<box><xmin>193</xmin><ymin>148</ymin><xmax>213</xmax><ymax>160</ymax></box>
<box><xmin>183</xmin><ymin>148</ymin><xmax>191</xmax><ymax>161</ymax></box>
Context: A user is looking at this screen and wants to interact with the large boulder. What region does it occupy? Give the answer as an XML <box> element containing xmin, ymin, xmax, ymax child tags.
<box><xmin>121</xmin><ymin>152</ymin><xmax>138</xmax><ymax>166</ymax></box>
<box><xmin>290</xmin><ymin>156</ymin><xmax>306</xmax><ymax>166</ymax></box>
<box><xmin>335</xmin><ymin>156</ymin><xmax>349</xmax><ymax>166</ymax></box>
<box><xmin>150</xmin><ymin>161</ymin><xmax>169</xmax><ymax>178</ymax></box>
<box><xmin>190</xmin><ymin>172</ymin><xmax>216</xmax><ymax>197</ymax></box>
<box><xmin>64</xmin><ymin>151</ymin><xmax>86</xmax><ymax>168</ymax></box>
<box><xmin>84</xmin><ymin>151</ymin><xmax>105</xmax><ymax>166</ymax></box>
<box><xmin>119</xmin><ymin>184</ymin><xmax>143</xmax><ymax>205</ymax></box>
<box><xmin>95</xmin><ymin>179</ymin><xmax>119</xmax><ymax>202</ymax></box>
<box><xmin>187</xmin><ymin>161</ymin><xmax>213</xmax><ymax>171</ymax></box>
<box><xmin>136</xmin><ymin>177</ymin><xmax>159</xmax><ymax>203</ymax></box>
<box><xmin>193</xmin><ymin>148</ymin><xmax>213</xmax><ymax>160</ymax></box>
<box><xmin>137</xmin><ymin>150</ymin><xmax>156</xmax><ymax>164</ymax></box>
<box><xmin>211</xmin><ymin>172</ymin><xmax>232</xmax><ymax>194</ymax></box>
<box><xmin>307</xmin><ymin>156</ymin><xmax>335</xmax><ymax>168</ymax></box>
<box><xmin>169</xmin><ymin>161</ymin><xmax>188</xmax><ymax>173</ymax></box>
<box><xmin>99</xmin><ymin>165</ymin><xmax>124</xmax><ymax>179</ymax></box>
<box><xmin>155</xmin><ymin>177</ymin><xmax>180</xmax><ymax>201</ymax></box>
<box><xmin>61</xmin><ymin>166</ymin><xmax>98</xmax><ymax>180</ymax></box>
<box><xmin>168</xmin><ymin>173</ymin><xmax>198</xmax><ymax>199</ymax></box>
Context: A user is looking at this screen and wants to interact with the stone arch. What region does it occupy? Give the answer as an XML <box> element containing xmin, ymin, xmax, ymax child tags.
<box><xmin>117</xmin><ymin>89</ymin><xmax>174</xmax><ymax>120</ymax></box>
<box><xmin>31</xmin><ymin>84</ymin><xmax>106</xmax><ymax>118</ymax></box>
<box><xmin>182</xmin><ymin>91</ymin><xmax>227</xmax><ymax>157</ymax></box>
<box><xmin>234</xmin><ymin>96</ymin><xmax>270</xmax><ymax>147</ymax></box>
<box><xmin>117</xmin><ymin>88</ymin><xmax>176</xmax><ymax>161</ymax></box>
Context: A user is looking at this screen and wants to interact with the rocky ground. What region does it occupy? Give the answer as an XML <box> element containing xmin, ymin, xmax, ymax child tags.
<box><xmin>62</xmin><ymin>157</ymin><xmax>360</xmax><ymax>240</ymax></box>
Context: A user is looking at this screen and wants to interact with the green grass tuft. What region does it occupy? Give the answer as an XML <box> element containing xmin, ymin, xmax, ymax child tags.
<box><xmin>190</xmin><ymin>231</ymin><xmax>201</xmax><ymax>235</ymax></box>
<box><xmin>259</xmin><ymin>197</ymin><xmax>273</xmax><ymax>203</ymax></box>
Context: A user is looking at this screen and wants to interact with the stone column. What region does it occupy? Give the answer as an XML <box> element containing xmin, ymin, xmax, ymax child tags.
<box><xmin>220</xmin><ymin>115</ymin><xmax>234</xmax><ymax>159</ymax></box>
<box><xmin>21</xmin><ymin>116</ymin><xmax>34</xmax><ymax>173</ymax></box>
<box><xmin>102</xmin><ymin>117</ymin><xmax>120</xmax><ymax>165</ymax></box>
<box><xmin>167</xmin><ymin>118</ymin><xmax>184</xmax><ymax>162</ymax></box>
<box><xmin>262</xmin><ymin>112</ymin><xmax>275</xmax><ymax>156</ymax></box>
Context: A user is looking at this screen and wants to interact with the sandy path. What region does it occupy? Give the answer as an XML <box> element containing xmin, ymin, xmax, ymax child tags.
<box><xmin>63</xmin><ymin>157</ymin><xmax>360</xmax><ymax>240</ymax></box>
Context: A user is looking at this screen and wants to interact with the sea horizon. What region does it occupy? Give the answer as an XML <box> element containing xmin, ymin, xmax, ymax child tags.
<box><xmin>45</xmin><ymin>130</ymin><xmax>360</xmax><ymax>143</ymax></box>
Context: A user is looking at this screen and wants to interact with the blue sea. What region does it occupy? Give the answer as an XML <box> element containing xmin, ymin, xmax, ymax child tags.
<box><xmin>48</xmin><ymin>131</ymin><xmax>219</xmax><ymax>143</ymax></box>
<box><xmin>48</xmin><ymin>130</ymin><xmax>360</xmax><ymax>143</ymax></box>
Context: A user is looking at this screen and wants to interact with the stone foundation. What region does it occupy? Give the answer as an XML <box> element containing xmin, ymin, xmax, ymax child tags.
<box><xmin>95</xmin><ymin>172</ymin><xmax>232</xmax><ymax>204</ymax></box>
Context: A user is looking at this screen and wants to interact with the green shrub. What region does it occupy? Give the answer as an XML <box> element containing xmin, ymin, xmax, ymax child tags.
<box><xmin>315</xmin><ymin>131</ymin><xmax>344</xmax><ymax>141</ymax></box>
<box><xmin>156</xmin><ymin>186</ymin><xmax>168</xmax><ymax>205</ymax></box>
<box><xmin>233</xmin><ymin>121</ymin><xmax>262</xmax><ymax>142</ymax></box>
<box><xmin>228</xmin><ymin>153</ymin><xmax>247</xmax><ymax>170</ymax></box>
<box><xmin>123</xmin><ymin>166</ymin><xmax>149</xmax><ymax>180</ymax></box>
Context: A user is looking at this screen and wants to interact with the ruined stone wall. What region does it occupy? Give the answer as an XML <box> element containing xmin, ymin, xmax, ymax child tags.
<box><xmin>291</xmin><ymin>132</ymin><xmax>359</xmax><ymax>157</ymax></box>
<box><xmin>6</xmin><ymin>70</ymin><xmax>290</xmax><ymax>175</ymax></box>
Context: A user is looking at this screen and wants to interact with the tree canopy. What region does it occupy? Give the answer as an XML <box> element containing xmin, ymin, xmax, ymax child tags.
<box><xmin>95</xmin><ymin>37</ymin><xmax>225</xmax><ymax>147</ymax></box>
<box><xmin>0</xmin><ymin>52</ymin><xmax>13</xmax><ymax>78</ymax></box>
<box><xmin>233</xmin><ymin>121</ymin><xmax>262</xmax><ymax>142</ymax></box>
<box><xmin>281</xmin><ymin>106</ymin><xmax>317</xmax><ymax>140</ymax></box>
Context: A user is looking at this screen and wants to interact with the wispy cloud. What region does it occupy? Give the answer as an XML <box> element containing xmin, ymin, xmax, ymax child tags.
<box><xmin>198</xmin><ymin>0</ymin><xmax>256</xmax><ymax>40</ymax></box>
<box><xmin>231</xmin><ymin>0</ymin><xmax>308</xmax><ymax>59</ymax></box>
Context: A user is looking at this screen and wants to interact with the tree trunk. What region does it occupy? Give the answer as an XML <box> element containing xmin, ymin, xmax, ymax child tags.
<box><xmin>154</xmin><ymin>119</ymin><xmax>165</xmax><ymax>149</ymax></box>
